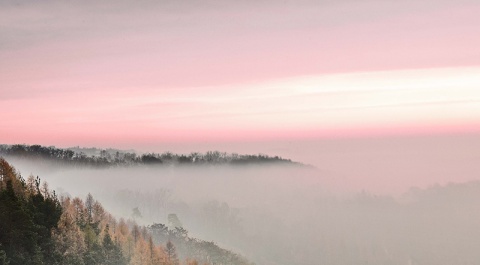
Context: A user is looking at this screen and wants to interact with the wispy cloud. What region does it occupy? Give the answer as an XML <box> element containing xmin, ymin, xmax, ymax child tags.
<box><xmin>1</xmin><ymin>1</ymin><xmax>480</xmax><ymax>145</ymax></box>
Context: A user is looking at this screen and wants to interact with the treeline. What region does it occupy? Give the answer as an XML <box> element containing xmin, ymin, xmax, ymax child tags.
<box><xmin>0</xmin><ymin>158</ymin><xmax>249</xmax><ymax>265</ymax></box>
<box><xmin>0</xmin><ymin>144</ymin><xmax>296</xmax><ymax>168</ymax></box>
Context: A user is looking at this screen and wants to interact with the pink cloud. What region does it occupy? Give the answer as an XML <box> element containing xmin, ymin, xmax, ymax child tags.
<box><xmin>1</xmin><ymin>1</ymin><xmax>480</xmax><ymax>148</ymax></box>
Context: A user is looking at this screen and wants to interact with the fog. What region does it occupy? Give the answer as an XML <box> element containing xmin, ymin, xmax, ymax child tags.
<box><xmin>142</xmin><ymin>133</ymin><xmax>480</xmax><ymax>195</ymax></box>
<box><xmin>5</xmin><ymin>133</ymin><xmax>480</xmax><ymax>265</ymax></box>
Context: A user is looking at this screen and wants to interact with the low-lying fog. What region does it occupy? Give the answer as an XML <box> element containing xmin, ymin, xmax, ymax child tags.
<box><xmin>5</xmin><ymin>133</ymin><xmax>480</xmax><ymax>265</ymax></box>
<box><xmin>147</xmin><ymin>133</ymin><xmax>480</xmax><ymax>195</ymax></box>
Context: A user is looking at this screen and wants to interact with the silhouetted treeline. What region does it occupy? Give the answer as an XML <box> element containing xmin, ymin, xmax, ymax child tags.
<box><xmin>0</xmin><ymin>144</ymin><xmax>297</xmax><ymax>168</ymax></box>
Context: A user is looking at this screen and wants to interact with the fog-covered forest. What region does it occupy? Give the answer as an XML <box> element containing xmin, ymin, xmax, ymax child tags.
<box><xmin>3</xmin><ymin>146</ymin><xmax>480</xmax><ymax>265</ymax></box>
<box><xmin>0</xmin><ymin>158</ymin><xmax>253</xmax><ymax>265</ymax></box>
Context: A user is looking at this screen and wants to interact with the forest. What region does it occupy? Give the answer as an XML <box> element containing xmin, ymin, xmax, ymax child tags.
<box><xmin>0</xmin><ymin>158</ymin><xmax>253</xmax><ymax>265</ymax></box>
<box><xmin>0</xmin><ymin>144</ymin><xmax>298</xmax><ymax>168</ymax></box>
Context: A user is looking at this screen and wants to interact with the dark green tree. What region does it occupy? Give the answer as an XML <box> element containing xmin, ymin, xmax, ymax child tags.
<box><xmin>102</xmin><ymin>225</ymin><xmax>127</xmax><ymax>265</ymax></box>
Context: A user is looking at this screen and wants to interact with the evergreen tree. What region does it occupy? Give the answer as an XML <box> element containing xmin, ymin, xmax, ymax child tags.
<box><xmin>102</xmin><ymin>224</ymin><xmax>127</xmax><ymax>265</ymax></box>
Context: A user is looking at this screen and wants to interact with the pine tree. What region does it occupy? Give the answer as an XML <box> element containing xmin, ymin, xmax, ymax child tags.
<box><xmin>99</xmin><ymin>224</ymin><xmax>125</xmax><ymax>265</ymax></box>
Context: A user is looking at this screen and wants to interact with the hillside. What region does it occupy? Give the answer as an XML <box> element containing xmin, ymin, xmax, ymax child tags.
<box><xmin>0</xmin><ymin>158</ymin><xmax>254</xmax><ymax>265</ymax></box>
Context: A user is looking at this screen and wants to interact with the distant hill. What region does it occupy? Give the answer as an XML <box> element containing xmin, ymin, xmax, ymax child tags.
<box><xmin>0</xmin><ymin>144</ymin><xmax>302</xmax><ymax>168</ymax></box>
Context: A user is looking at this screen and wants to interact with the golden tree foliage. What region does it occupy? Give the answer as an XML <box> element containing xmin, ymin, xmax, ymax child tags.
<box><xmin>131</xmin><ymin>238</ymin><xmax>149</xmax><ymax>265</ymax></box>
<box><xmin>52</xmin><ymin>194</ymin><xmax>185</xmax><ymax>265</ymax></box>
<box><xmin>0</xmin><ymin>158</ymin><xmax>24</xmax><ymax>196</ymax></box>
<box><xmin>52</xmin><ymin>197</ymin><xmax>87</xmax><ymax>264</ymax></box>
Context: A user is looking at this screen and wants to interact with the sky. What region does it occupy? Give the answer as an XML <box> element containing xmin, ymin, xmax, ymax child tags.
<box><xmin>1</xmin><ymin>0</ymin><xmax>480</xmax><ymax>177</ymax></box>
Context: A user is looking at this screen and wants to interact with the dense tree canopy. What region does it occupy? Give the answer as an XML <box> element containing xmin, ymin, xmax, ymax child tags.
<box><xmin>0</xmin><ymin>158</ymin><xmax>62</xmax><ymax>265</ymax></box>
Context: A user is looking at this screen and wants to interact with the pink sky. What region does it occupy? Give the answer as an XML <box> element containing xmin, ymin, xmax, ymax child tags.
<box><xmin>1</xmin><ymin>0</ymin><xmax>480</xmax><ymax>152</ymax></box>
